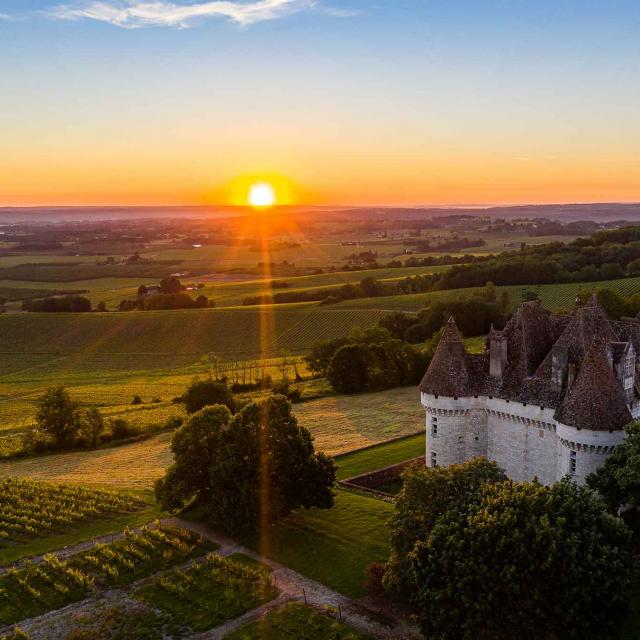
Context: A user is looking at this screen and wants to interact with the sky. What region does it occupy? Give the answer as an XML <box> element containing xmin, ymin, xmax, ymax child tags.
<box><xmin>1</xmin><ymin>0</ymin><xmax>639</xmax><ymax>207</ymax></box>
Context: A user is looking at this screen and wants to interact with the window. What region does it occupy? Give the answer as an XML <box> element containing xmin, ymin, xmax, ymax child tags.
<box><xmin>431</xmin><ymin>416</ymin><xmax>438</xmax><ymax>436</ymax></box>
<box><xmin>569</xmin><ymin>450</ymin><xmax>577</xmax><ymax>476</ymax></box>
<box><xmin>624</xmin><ymin>354</ymin><xmax>635</xmax><ymax>389</ymax></box>
<box><xmin>431</xmin><ymin>451</ymin><xmax>437</xmax><ymax>468</ymax></box>
<box><xmin>625</xmin><ymin>355</ymin><xmax>634</xmax><ymax>378</ymax></box>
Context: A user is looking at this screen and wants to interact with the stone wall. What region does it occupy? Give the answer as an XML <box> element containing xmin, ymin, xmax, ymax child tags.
<box><xmin>339</xmin><ymin>457</ymin><xmax>424</xmax><ymax>496</ymax></box>
<box><xmin>421</xmin><ymin>392</ymin><xmax>624</xmax><ymax>485</ymax></box>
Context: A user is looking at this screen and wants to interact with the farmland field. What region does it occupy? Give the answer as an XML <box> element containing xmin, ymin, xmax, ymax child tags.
<box><xmin>0</xmin><ymin>305</ymin><xmax>386</xmax><ymax>374</ymax></box>
<box><xmin>0</xmin><ymin>386</ymin><xmax>425</xmax><ymax>487</ymax></box>
<box><xmin>337</xmin><ymin>275</ymin><xmax>640</xmax><ymax>313</ymax></box>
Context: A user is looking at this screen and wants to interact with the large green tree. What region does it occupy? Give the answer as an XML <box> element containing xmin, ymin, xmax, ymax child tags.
<box><xmin>304</xmin><ymin>337</ymin><xmax>348</xmax><ymax>376</ymax></box>
<box><xmin>410</xmin><ymin>479</ymin><xmax>633</xmax><ymax>640</ymax></box>
<box><xmin>326</xmin><ymin>343</ymin><xmax>372</xmax><ymax>394</ymax></box>
<box><xmin>34</xmin><ymin>386</ymin><xmax>82</xmax><ymax>448</ymax></box>
<box><xmin>156</xmin><ymin>395</ymin><xmax>335</xmax><ymax>534</ymax></box>
<box><xmin>181</xmin><ymin>379</ymin><xmax>235</xmax><ymax>414</ymax></box>
<box><xmin>384</xmin><ymin>457</ymin><xmax>506</xmax><ymax>597</ymax></box>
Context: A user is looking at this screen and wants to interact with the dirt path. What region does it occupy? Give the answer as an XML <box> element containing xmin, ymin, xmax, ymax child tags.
<box><xmin>166</xmin><ymin>517</ymin><xmax>421</xmax><ymax>640</ymax></box>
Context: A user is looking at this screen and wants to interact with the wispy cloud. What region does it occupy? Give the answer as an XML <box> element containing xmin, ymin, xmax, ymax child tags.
<box><xmin>0</xmin><ymin>13</ymin><xmax>11</xmax><ymax>20</ymax></box>
<box><xmin>49</xmin><ymin>0</ymin><xmax>327</xmax><ymax>28</ymax></box>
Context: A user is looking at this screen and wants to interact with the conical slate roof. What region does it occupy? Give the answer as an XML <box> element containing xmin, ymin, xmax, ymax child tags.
<box><xmin>419</xmin><ymin>317</ymin><xmax>471</xmax><ymax>397</ymax></box>
<box><xmin>555</xmin><ymin>339</ymin><xmax>632</xmax><ymax>431</ymax></box>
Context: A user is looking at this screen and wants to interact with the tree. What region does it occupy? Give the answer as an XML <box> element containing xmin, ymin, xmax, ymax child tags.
<box><xmin>384</xmin><ymin>458</ymin><xmax>506</xmax><ymax>597</ymax></box>
<box><xmin>137</xmin><ymin>284</ymin><xmax>148</xmax><ymax>296</ymax></box>
<box><xmin>578</xmin><ymin>288</ymin><xmax>627</xmax><ymax>319</ymax></box>
<box><xmin>34</xmin><ymin>386</ymin><xmax>81</xmax><ymax>448</ymax></box>
<box><xmin>159</xmin><ymin>276</ymin><xmax>182</xmax><ymax>294</ymax></box>
<box><xmin>358</xmin><ymin>276</ymin><xmax>384</xmax><ymax>298</ymax></box>
<box><xmin>80</xmin><ymin>407</ymin><xmax>105</xmax><ymax>448</ymax></box>
<box><xmin>587</xmin><ymin>420</ymin><xmax>640</xmax><ymax>512</ymax></box>
<box><xmin>155</xmin><ymin>395</ymin><xmax>335</xmax><ymax>534</ymax></box>
<box><xmin>181</xmin><ymin>379</ymin><xmax>235</xmax><ymax>414</ymax></box>
<box><xmin>304</xmin><ymin>338</ymin><xmax>349</xmax><ymax>376</ymax></box>
<box><xmin>410</xmin><ymin>479</ymin><xmax>632</xmax><ymax>640</ymax></box>
<box><xmin>378</xmin><ymin>311</ymin><xmax>415</xmax><ymax>340</ymax></box>
<box><xmin>326</xmin><ymin>343</ymin><xmax>371</xmax><ymax>393</ymax></box>
<box><xmin>155</xmin><ymin>404</ymin><xmax>231</xmax><ymax>510</ymax></box>
<box><xmin>96</xmin><ymin>301</ymin><xmax>107</xmax><ymax>312</ymax></box>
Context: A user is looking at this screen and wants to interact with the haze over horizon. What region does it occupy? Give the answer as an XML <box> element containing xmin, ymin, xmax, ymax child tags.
<box><xmin>2</xmin><ymin>0</ymin><xmax>639</xmax><ymax>207</ymax></box>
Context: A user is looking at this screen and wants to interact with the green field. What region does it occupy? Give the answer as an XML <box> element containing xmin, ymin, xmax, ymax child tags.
<box><xmin>0</xmin><ymin>305</ymin><xmax>386</xmax><ymax>374</ymax></box>
<box><xmin>337</xmin><ymin>275</ymin><xmax>640</xmax><ymax>313</ymax></box>
<box><xmin>0</xmin><ymin>303</ymin><xmax>390</xmax><ymax>435</ymax></box>
<box><xmin>335</xmin><ymin>433</ymin><xmax>425</xmax><ymax>480</ymax></box>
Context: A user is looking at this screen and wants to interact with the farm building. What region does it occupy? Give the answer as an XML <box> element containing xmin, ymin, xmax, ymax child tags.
<box><xmin>419</xmin><ymin>295</ymin><xmax>640</xmax><ymax>484</ymax></box>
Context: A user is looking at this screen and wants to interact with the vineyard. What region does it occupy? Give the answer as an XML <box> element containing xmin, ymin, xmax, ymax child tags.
<box><xmin>0</xmin><ymin>554</ymin><xmax>93</xmax><ymax>625</ymax></box>
<box><xmin>0</xmin><ymin>305</ymin><xmax>385</xmax><ymax>375</ymax></box>
<box><xmin>0</xmin><ymin>526</ymin><xmax>215</xmax><ymax>628</ymax></box>
<box><xmin>226</xmin><ymin>603</ymin><xmax>369</xmax><ymax>640</ymax></box>
<box><xmin>0</xmin><ymin>479</ymin><xmax>143</xmax><ymax>547</ymax></box>
<box><xmin>72</xmin><ymin>526</ymin><xmax>217</xmax><ymax>586</ymax></box>
<box><xmin>135</xmin><ymin>553</ymin><xmax>278</xmax><ymax>632</ymax></box>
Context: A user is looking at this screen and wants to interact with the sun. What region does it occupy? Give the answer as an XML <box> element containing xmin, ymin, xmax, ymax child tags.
<box><xmin>248</xmin><ymin>182</ymin><xmax>276</xmax><ymax>208</ymax></box>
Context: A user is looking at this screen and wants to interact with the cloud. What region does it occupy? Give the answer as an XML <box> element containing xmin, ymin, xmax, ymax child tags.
<box><xmin>0</xmin><ymin>13</ymin><xmax>11</xmax><ymax>20</ymax></box>
<box><xmin>49</xmin><ymin>0</ymin><xmax>322</xmax><ymax>28</ymax></box>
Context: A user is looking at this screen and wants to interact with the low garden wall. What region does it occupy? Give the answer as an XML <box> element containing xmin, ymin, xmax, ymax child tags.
<box><xmin>339</xmin><ymin>457</ymin><xmax>424</xmax><ymax>497</ymax></box>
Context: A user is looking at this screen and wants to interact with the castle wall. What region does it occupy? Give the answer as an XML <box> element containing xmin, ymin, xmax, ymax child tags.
<box><xmin>421</xmin><ymin>393</ymin><xmax>622</xmax><ymax>485</ymax></box>
<box><xmin>486</xmin><ymin>399</ymin><xmax>557</xmax><ymax>485</ymax></box>
<box><xmin>421</xmin><ymin>394</ymin><xmax>487</xmax><ymax>468</ymax></box>
<box><xmin>556</xmin><ymin>422</ymin><xmax>625</xmax><ymax>484</ymax></box>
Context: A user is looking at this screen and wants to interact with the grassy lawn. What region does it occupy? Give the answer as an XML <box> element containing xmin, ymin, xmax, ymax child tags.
<box><xmin>295</xmin><ymin>386</ymin><xmax>423</xmax><ymax>456</ymax></box>
<box><xmin>238</xmin><ymin>489</ymin><xmax>393</xmax><ymax>599</ymax></box>
<box><xmin>225</xmin><ymin>602</ymin><xmax>371</xmax><ymax>639</ymax></box>
<box><xmin>335</xmin><ymin>433</ymin><xmax>425</xmax><ymax>480</ymax></box>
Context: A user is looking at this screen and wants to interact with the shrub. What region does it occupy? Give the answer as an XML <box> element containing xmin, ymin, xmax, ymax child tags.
<box><xmin>271</xmin><ymin>380</ymin><xmax>302</xmax><ymax>403</ymax></box>
<box><xmin>109</xmin><ymin>419</ymin><xmax>139</xmax><ymax>440</ymax></box>
<box><xmin>364</xmin><ymin>562</ymin><xmax>386</xmax><ymax>597</ymax></box>
<box><xmin>131</xmin><ymin>395</ymin><xmax>142</xmax><ymax>405</ymax></box>
<box><xmin>79</xmin><ymin>407</ymin><xmax>105</xmax><ymax>449</ymax></box>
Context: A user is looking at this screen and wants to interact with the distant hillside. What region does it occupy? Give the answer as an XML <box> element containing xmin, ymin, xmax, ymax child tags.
<box><xmin>0</xmin><ymin>305</ymin><xmax>387</xmax><ymax>376</ymax></box>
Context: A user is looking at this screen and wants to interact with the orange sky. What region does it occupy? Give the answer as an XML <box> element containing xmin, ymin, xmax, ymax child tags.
<box><xmin>2</xmin><ymin>0</ymin><xmax>639</xmax><ymax>207</ymax></box>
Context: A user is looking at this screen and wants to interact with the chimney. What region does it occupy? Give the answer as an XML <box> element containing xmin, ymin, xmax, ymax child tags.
<box><xmin>489</xmin><ymin>326</ymin><xmax>508</xmax><ymax>380</ymax></box>
<box><xmin>551</xmin><ymin>344</ymin><xmax>568</xmax><ymax>389</ymax></box>
<box><xmin>567</xmin><ymin>363</ymin><xmax>576</xmax><ymax>389</ymax></box>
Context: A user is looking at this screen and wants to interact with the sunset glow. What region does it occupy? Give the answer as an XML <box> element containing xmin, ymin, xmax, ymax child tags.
<box><xmin>0</xmin><ymin>1</ymin><xmax>638</xmax><ymax>206</ymax></box>
<box><xmin>248</xmin><ymin>182</ymin><xmax>276</xmax><ymax>208</ymax></box>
